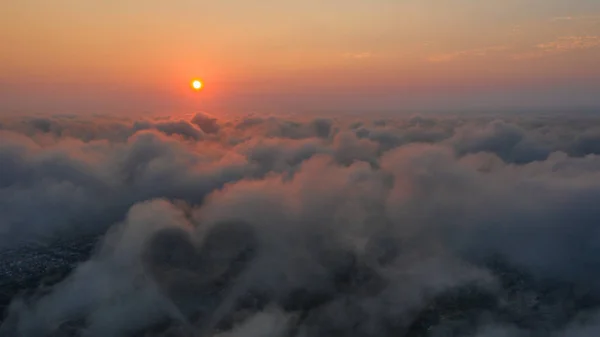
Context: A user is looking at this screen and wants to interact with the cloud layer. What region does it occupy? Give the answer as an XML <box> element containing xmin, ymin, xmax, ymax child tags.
<box><xmin>2</xmin><ymin>111</ymin><xmax>600</xmax><ymax>336</ymax></box>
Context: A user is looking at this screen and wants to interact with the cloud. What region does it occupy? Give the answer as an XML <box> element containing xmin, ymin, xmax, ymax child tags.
<box><xmin>551</xmin><ymin>16</ymin><xmax>574</xmax><ymax>22</ymax></box>
<box><xmin>538</xmin><ymin>36</ymin><xmax>600</xmax><ymax>52</ymax></box>
<box><xmin>550</xmin><ymin>15</ymin><xmax>600</xmax><ymax>23</ymax></box>
<box><xmin>3</xmin><ymin>112</ymin><xmax>600</xmax><ymax>335</ymax></box>
<box><xmin>1</xmin><ymin>200</ymin><xmax>193</xmax><ymax>336</ymax></box>
<box><xmin>152</xmin><ymin>120</ymin><xmax>205</xmax><ymax>141</ymax></box>
<box><xmin>0</xmin><ymin>127</ymin><xmax>250</xmax><ymax>248</ymax></box>
<box><xmin>191</xmin><ymin>112</ymin><xmax>221</xmax><ymax>134</ymax></box>
<box><xmin>513</xmin><ymin>36</ymin><xmax>600</xmax><ymax>60</ymax></box>
<box><xmin>427</xmin><ymin>45</ymin><xmax>511</xmax><ymax>63</ymax></box>
<box><xmin>450</xmin><ymin>120</ymin><xmax>551</xmax><ymax>164</ymax></box>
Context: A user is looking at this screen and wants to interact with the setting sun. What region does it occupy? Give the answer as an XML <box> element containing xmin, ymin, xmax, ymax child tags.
<box><xmin>191</xmin><ymin>79</ymin><xmax>203</xmax><ymax>91</ymax></box>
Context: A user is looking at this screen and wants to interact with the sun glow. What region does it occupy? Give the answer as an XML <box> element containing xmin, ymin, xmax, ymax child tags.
<box><xmin>191</xmin><ymin>79</ymin><xmax>203</xmax><ymax>91</ymax></box>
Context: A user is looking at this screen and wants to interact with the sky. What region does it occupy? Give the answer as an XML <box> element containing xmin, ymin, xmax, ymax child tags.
<box><xmin>2</xmin><ymin>0</ymin><xmax>600</xmax><ymax>115</ymax></box>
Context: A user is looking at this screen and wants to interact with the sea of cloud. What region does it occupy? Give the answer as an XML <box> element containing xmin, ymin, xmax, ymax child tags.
<box><xmin>1</xmin><ymin>111</ymin><xmax>600</xmax><ymax>336</ymax></box>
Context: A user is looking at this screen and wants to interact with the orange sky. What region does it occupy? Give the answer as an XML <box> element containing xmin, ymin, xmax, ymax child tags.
<box><xmin>2</xmin><ymin>1</ymin><xmax>600</xmax><ymax>114</ymax></box>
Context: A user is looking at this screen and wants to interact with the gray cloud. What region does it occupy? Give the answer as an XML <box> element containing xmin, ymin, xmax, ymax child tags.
<box><xmin>2</xmin><ymin>112</ymin><xmax>600</xmax><ymax>336</ymax></box>
<box><xmin>191</xmin><ymin>113</ymin><xmax>221</xmax><ymax>135</ymax></box>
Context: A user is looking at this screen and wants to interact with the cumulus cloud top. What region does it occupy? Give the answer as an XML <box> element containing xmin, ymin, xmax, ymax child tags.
<box><xmin>2</xmin><ymin>111</ymin><xmax>600</xmax><ymax>336</ymax></box>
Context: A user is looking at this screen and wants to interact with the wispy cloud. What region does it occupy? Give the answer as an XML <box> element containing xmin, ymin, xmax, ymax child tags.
<box><xmin>538</xmin><ymin>36</ymin><xmax>600</xmax><ymax>52</ymax></box>
<box><xmin>550</xmin><ymin>16</ymin><xmax>574</xmax><ymax>22</ymax></box>
<box><xmin>513</xmin><ymin>36</ymin><xmax>600</xmax><ymax>60</ymax></box>
<box><xmin>427</xmin><ymin>45</ymin><xmax>511</xmax><ymax>63</ymax></box>
<box><xmin>550</xmin><ymin>14</ymin><xmax>600</xmax><ymax>23</ymax></box>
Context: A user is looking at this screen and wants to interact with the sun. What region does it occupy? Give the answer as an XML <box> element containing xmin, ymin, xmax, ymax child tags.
<box><xmin>191</xmin><ymin>79</ymin><xmax>203</xmax><ymax>91</ymax></box>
